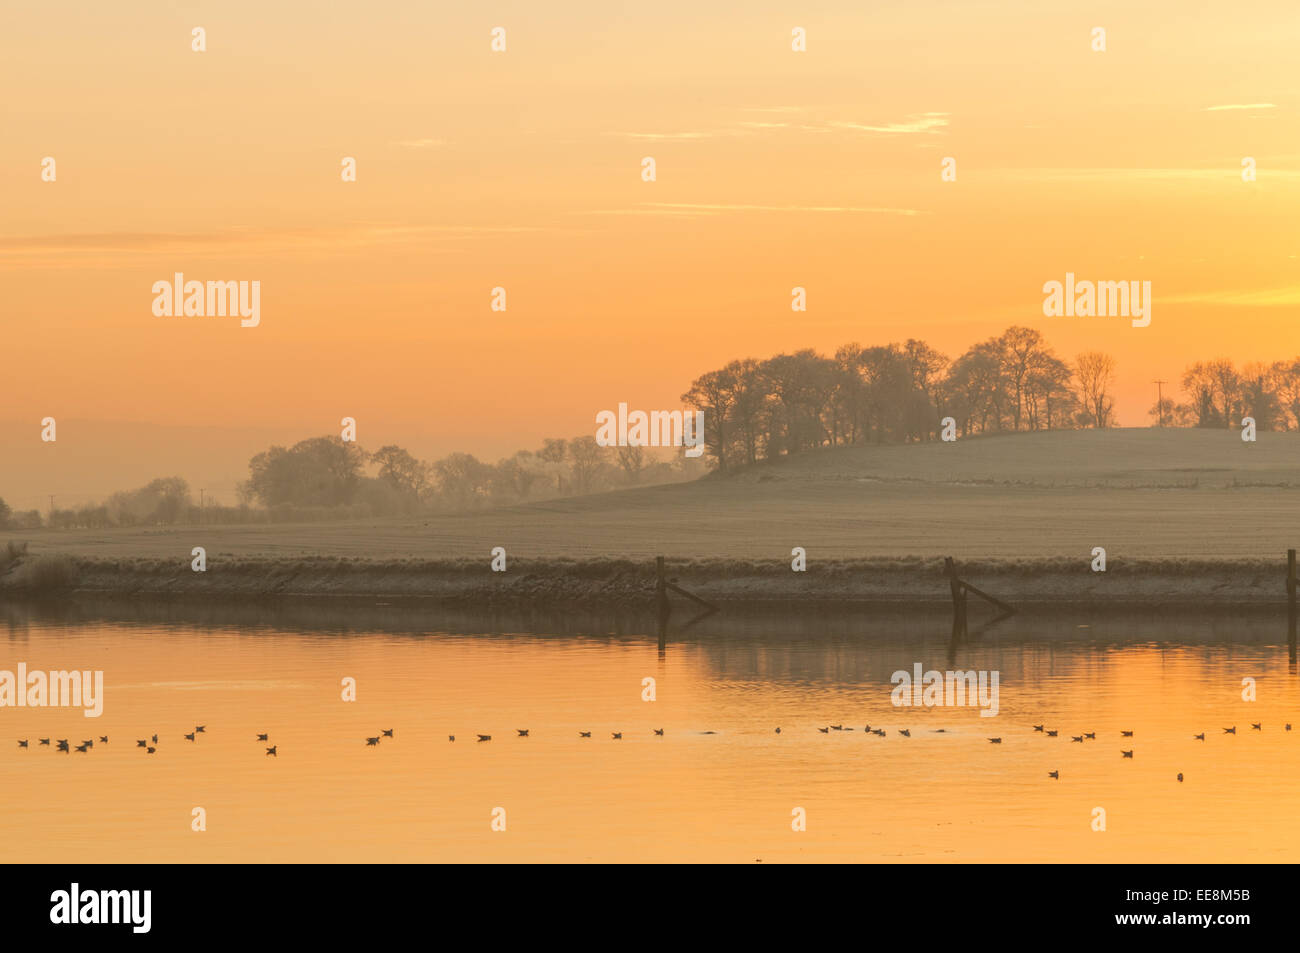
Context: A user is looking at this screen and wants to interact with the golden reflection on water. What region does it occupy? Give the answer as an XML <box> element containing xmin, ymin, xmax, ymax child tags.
<box><xmin>1</xmin><ymin>613</ymin><xmax>1298</xmax><ymax>862</ymax></box>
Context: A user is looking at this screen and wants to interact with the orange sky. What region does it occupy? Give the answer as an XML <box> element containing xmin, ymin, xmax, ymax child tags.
<box><xmin>3</xmin><ymin>1</ymin><xmax>1299</xmax><ymax>504</ymax></box>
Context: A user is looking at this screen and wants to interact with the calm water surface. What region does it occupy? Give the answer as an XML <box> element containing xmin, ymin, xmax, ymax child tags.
<box><xmin>2</xmin><ymin>604</ymin><xmax>1297</xmax><ymax>862</ymax></box>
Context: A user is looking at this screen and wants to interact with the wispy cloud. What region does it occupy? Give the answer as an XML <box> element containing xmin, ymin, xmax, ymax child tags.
<box><xmin>611</xmin><ymin>130</ymin><xmax>731</xmax><ymax>140</ymax></box>
<box><xmin>1203</xmin><ymin>103</ymin><xmax>1276</xmax><ymax>112</ymax></box>
<box><xmin>579</xmin><ymin>202</ymin><xmax>928</xmax><ymax>217</ymax></box>
<box><xmin>826</xmin><ymin>112</ymin><xmax>950</xmax><ymax>135</ymax></box>
<box><xmin>990</xmin><ymin>166</ymin><xmax>1300</xmax><ymax>182</ymax></box>
<box><xmin>0</xmin><ymin>223</ymin><xmax>552</xmax><ymax>267</ymax></box>
<box><xmin>612</xmin><ymin>110</ymin><xmax>949</xmax><ymax>141</ymax></box>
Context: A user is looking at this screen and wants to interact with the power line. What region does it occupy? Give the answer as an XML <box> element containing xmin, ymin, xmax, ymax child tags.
<box><xmin>1152</xmin><ymin>380</ymin><xmax>1168</xmax><ymax>426</ymax></box>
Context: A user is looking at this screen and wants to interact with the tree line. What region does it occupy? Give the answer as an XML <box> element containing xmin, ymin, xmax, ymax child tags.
<box><xmin>0</xmin><ymin>437</ymin><xmax>704</xmax><ymax>529</ymax></box>
<box><xmin>5</xmin><ymin>326</ymin><xmax>1299</xmax><ymax>528</ymax></box>
<box><xmin>679</xmin><ymin>325</ymin><xmax>1300</xmax><ymax>471</ymax></box>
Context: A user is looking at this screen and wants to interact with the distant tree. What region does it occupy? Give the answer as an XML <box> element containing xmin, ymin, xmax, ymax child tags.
<box><xmin>0</xmin><ymin>497</ymin><xmax>11</xmax><ymax>529</ymax></box>
<box><xmin>682</xmin><ymin>367</ymin><xmax>737</xmax><ymax>470</ymax></box>
<box><xmin>247</xmin><ymin>437</ymin><xmax>366</xmax><ymax>507</ymax></box>
<box><xmin>947</xmin><ymin>341</ymin><xmax>1005</xmax><ymax>435</ymax></box>
<box><xmin>999</xmin><ymin>326</ymin><xmax>1051</xmax><ymax>431</ymax></box>
<box><xmin>1148</xmin><ymin>396</ymin><xmax>1176</xmax><ymax>427</ymax></box>
<box><xmin>721</xmin><ymin>358</ymin><xmax>767</xmax><ymax>465</ymax></box>
<box><xmin>433</xmin><ymin>453</ymin><xmax>493</xmax><ymax>508</ymax></box>
<box><xmin>616</xmin><ymin>443</ymin><xmax>645</xmax><ymax>484</ymax></box>
<box><xmin>1209</xmin><ymin>359</ymin><xmax>1242</xmax><ymax>426</ymax></box>
<box><xmin>107</xmin><ymin>476</ymin><xmax>192</xmax><ymax>524</ymax></box>
<box><xmin>497</xmin><ymin>451</ymin><xmax>543</xmax><ymax>500</ymax></box>
<box><xmin>902</xmin><ymin>338</ymin><xmax>949</xmax><ymax>440</ymax></box>
<box><xmin>1074</xmin><ymin>351</ymin><xmax>1117</xmax><ymax>428</ymax></box>
<box><xmin>1179</xmin><ymin>361</ymin><xmax>1221</xmax><ymax>427</ymax></box>
<box><xmin>371</xmin><ymin>445</ymin><xmax>428</xmax><ymax>498</ymax></box>
<box><xmin>538</xmin><ymin>438</ymin><xmax>569</xmax><ymax>492</ymax></box>
<box><xmin>1273</xmin><ymin>358</ymin><xmax>1300</xmax><ymax>430</ymax></box>
<box><xmin>567</xmin><ymin>435</ymin><xmax>604</xmax><ymax>494</ymax></box>
<box><xmin>1026</xmin><ymin>353</ymin><xmax>1077</xmax><ymax>430</ymax></box>
<box><xmin>1239</xmin><ymin>362</ymin><xmax>1280</xmax><ymax>431</ymax></box>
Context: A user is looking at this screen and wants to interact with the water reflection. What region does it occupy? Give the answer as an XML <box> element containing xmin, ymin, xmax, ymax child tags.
<box><xmin>1</xmin><ymin>599</ymin><xmax>1297</xmax><ymax>862</ymax></box>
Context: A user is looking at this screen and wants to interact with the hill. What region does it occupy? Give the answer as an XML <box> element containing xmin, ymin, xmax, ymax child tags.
<box><xmin>4</xmin><ymin>429</ymin><xmax>1299</xmax><ymax>607</ymax></box>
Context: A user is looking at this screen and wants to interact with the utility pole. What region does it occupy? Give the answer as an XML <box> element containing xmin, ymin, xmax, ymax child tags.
<box><xmin>199</xmin><ymin>488</ymin><xmax>205</xmax><ymax>524</ymax></box>
<box><xmin>47</xmin><ymin>495</ymin><xmax>55</xmax><ymax>527</ymax></box>
<box><xmin>1153</xmin><ymin>380</ymin><xmax>1168</xmax><ymax>426</ymax></box>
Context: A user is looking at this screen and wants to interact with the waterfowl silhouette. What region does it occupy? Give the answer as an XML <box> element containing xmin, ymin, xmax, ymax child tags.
<box><xmin>1033</xmin><ymin>725</ymin><xmax>1044</xmax><ymax>732</ymax></box>
<box><xmin>872</xmin><ymin>729</ymin><xmax>886</xmax><ymax>737</ymax></box>
<box><xmin>831</xmin><ymin>725</ymin><xmax>843</xmax><ymax>731</ymax></box>
<box><xmin>774</xmin><ymin>727</ymin><xmax>781</xmax><ymax>734</ymax></box>
<box><xmin>516</xmin><ymin>729</ymin><xmax>529</xmax><ymax>737</ymax></box>
<box><xmin>184</xmin><ymin>732</ymin><xmax>195</xmax><ymax>741</ymax></box>
<box><xmin>932</xmin><ymin>729</ymin><xmax>947</xmax><ymax>733</ymax></box>
<box><xmin>579</xmin><ymin>731</ymin><xmax>591</xmax><ymax>738</ymax></box>
<box><xmin>1194</xmin><ymin>733</ymin><xmax>1205</xmax><ymax>741</ymax></box>
<box><xmin>1083</xmin><ymin>732</ymin><xmax>1096</xmax><ymax>740</ymax></box>
<box><xmin>82</xmin><ymin>740</ymin><xmax>93</xmax><ymax>748</ymax></box>
<box><xmin>136</xmin><ymin>740</ymin><xmax>147</xmax><ymax>748</ymax></box>
<box><xmin>17</xmin><ymin>740</ymin><xmax>27</xmax><ymax>748</ymax></box>
<box><xmin>56</xmin><ymin>740</ymin><xmax>69</xmax><ymax>752</ymax></box>
<box><xmin>1048</xmin><ymin>770</ymin><xmax>1059</xmax><ymax>779</ymax></box>
<box><xmin>99</xmin><ymin>736</ymin><xmax>108</xmax><ymax>744</ymax></box>
<box><xmin>1071</xmin><ymin>736</ymin><xmax>1084</xmax><ymax>743</ymax></box>
<box><xmin>611</xmin><ymin>732</ymin><xmax>622</xmax><ymax>739</ymax></box>
<box><xmin>1288</xmin><ymin>724</ymin><xmax>1293</xmax><ymax>731</ymax></box>
<box><xmin>843</xmin><ymin>727</ymin><xmax>855</xmax><ymax>731</ymax></box>
<box><xmin>256</xmin><ymin>733</ymin><xmax>268</xmax><ymax>741</ymax></box>
<box><xmin>146</xmin><ymin>746</ymin><xmax>156</xmax><ymax>754</ymax></box>
<box><xmin>1251</xmin><ymin>723</ymin><xmax>1262</xmax><ymax>731</ymax></box>
<box><xmin>195</xmin><ymin>726</ymin><xmax>205</xmax><ymax>733</ymax></box>
<box><xmin>898</xmin><ymin>729</ymin><xmax>911</xmax><ymax>737</ymax></box>
<box><xmin>38</xmin><ymin>738</ymin><xmax>49</xmax><ymax>746</ymax></box>
<box><xmin>1121</xmin><ymin>730</ymin><xmax>1134</xmax><ymax>737</ymax></box>
<box><xmin>476</xmin><ymin>734</ymin><xmax>491</xmax><ymax>742</ymax></box>
<box><xmin>1223</xmin><ymin>727</ymin><xmax>1236</xmax><ymax>734</ymax></box>
<box><xmin>1121</xmin><ymin>750</ymin><xmax>1133</xmax><ymax>758</ymax></box>
<box><xmin>1045</xmin><ymin>730</ymin><xmax>1058</xmax><ymax>737</ymax></box>
<box><xmin>365</xmin><ymin>736</ymin><xmax>380</xmax><ymax>746</ymax></box>
<box><xmin>449</xmin><ymin>735</ymin><xmax>455</xmax><ymax>741</ymax></box>
<box><xmin>988</xmin><ymin>737</ymin><xmax>1002</xmax><ymax>744</ymax></box>
<box><xmin>818</xmin><ymin>727</ymin><xmax>830</xmax><ymax>733</ymax></box>
<box><xmin>382</xmin><ymin>729</ymin><xmax>394</xmax><ymax>737</ymax></box>
<box><xmin>150</xmin><ymin>734</ymin><xmax>157</xmax><ymax>743</ymax></box>
<box><xmin>74</xmin><ymin>743</ymin><xmax>89</xmax><ymax>753</ymax></box>
<box><xmin>1177</xmin><ymin>773</ymin><xmax>1184</xmax><ymax>782</ymax></box>
<box><xmin>653</xmin><ymin>729</ymin><xmax>664</xmax><ymax>736</ymax></box>
<box><xmin>266</xmin><ymin>746</ymin><xmax>277</xmax><ymax>756</ymax></box>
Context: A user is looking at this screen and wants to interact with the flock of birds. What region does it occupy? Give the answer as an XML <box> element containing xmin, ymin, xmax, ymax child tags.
<box><xmin>456</xmin><ymin>728</ymin><xmax>668</xmax><ymax>742</ymax></box>
<box><xmin>806</xmin><ymin>719</ymin><xmax>1293</xmax><ymax>782</ymax></box>
<box><xmin>17</xmin><ymin>721</ymin><xmax>1291</xmax><ymax>776</ymax></box>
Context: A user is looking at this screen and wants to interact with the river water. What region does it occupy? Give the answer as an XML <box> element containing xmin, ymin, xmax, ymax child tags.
<box><xmin>2</xmin><ymin>602</ymin><xmax>1297</xmax><ymax>862</ymax></box>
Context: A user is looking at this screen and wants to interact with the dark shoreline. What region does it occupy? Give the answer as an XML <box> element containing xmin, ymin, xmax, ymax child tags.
<box><xmin>1</xmin><ymin>554</ymin><xmax>1295</xmax><ymax>612</ymax></box>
